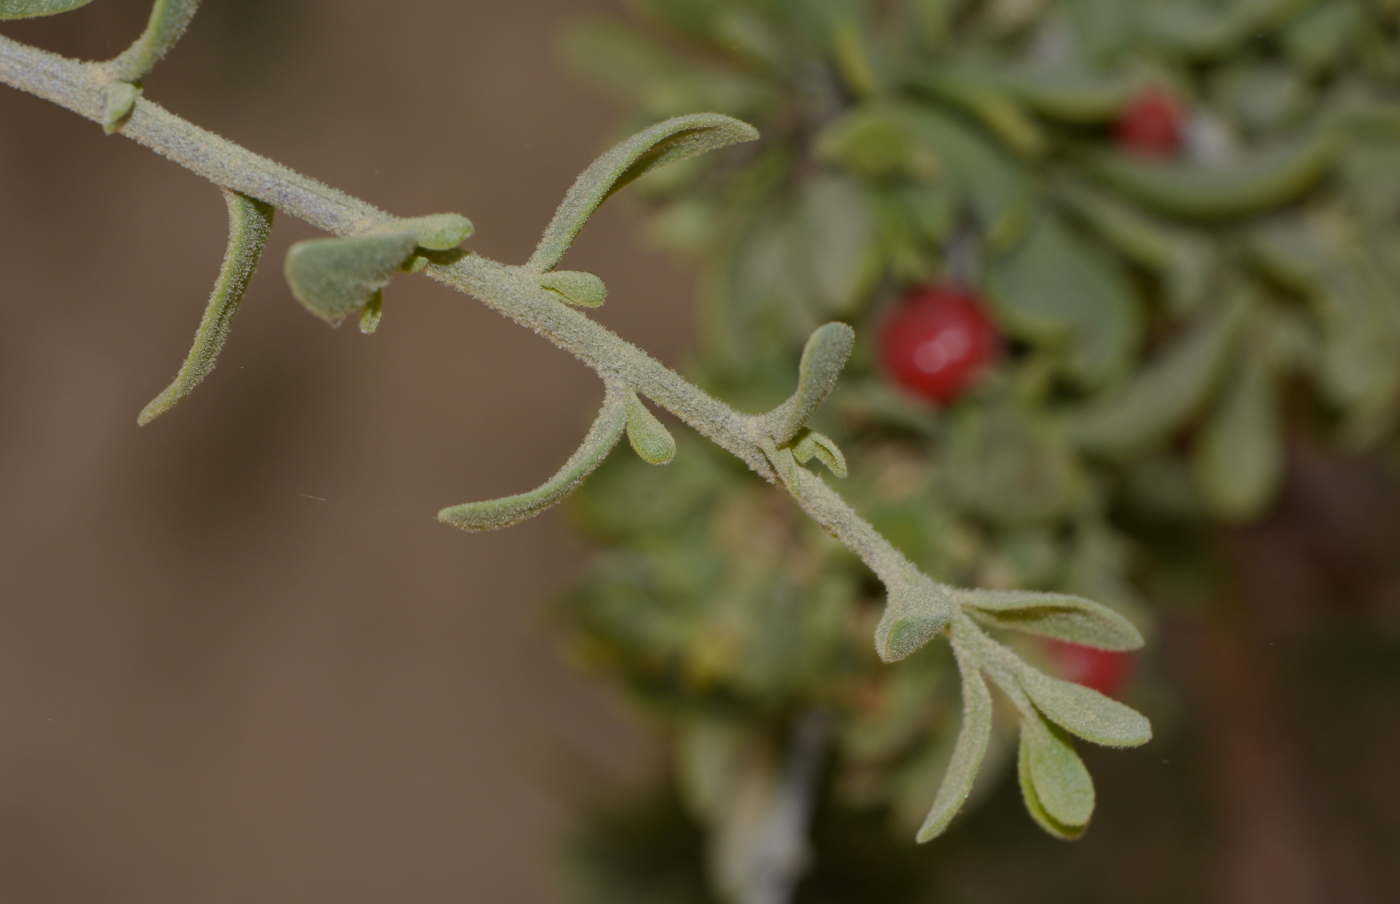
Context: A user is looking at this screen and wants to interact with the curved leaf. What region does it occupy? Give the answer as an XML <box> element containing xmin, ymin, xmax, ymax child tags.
<box><xmin>139</xmin><ymin>190</ymin><xmax>274</xmax><ymax>426</ymax></box>
<box><xmin>1065</xmin><ymin>294</ymin><xmax>1248</xmax><ymax>459</ymax></box>
<box><xmin>0</xmin><ymin>0</ymin><xmax>94</xmax><ymax>20</ymax></box>
<box><xmin>792</xmin><ymin>429</ymin><xmax>846</xmax><ymax>479</ymax></box>
<box><xmin>916</xmin><ymin>646</ymin><xmax>993</xmax><ymax>842</ymax></box>
<box><xmin>528</xmin><ymin>113</ymin><xmax>759</xmax><ymax>272</ymax></box>
<box><xmin>540</xmin><ymin>270</ymin><xmax>608</xmax><ymax>308</ymax></box>
<box><xmin>391</xmin><ymin>213</ymin><xmax>474</xmax><ymax>251</ymax></box>
<box><xmin>953</xmin><ymin>587</ymin><xmax>1143</xmax><ymax>651</ymax></box>
<box><xmin>285</xmin><ymin>232</ymin><xmax>417</xmax><ymax>326</ymax></box>
<box><xmin>624</xmin><ymin>393</ymin><xmax>676</xmax><ymax>465</ymax></box>
<box><xmin>907</xmin><ymin>70</ymin><xmax>1046</xmax><ymax>159</ymax></box>
<box><xmin>874</xmin><ymin>569</ymin><xmax>955</xmax><ymax>663</ymax></box>
<box><xmin>439</xmin><ymin>389</ymin><xmax>629</xmax><ymax>531</ymax></box>
<box><xmin>1017</xmin><ymin>717</ymin><xmax>1090</xmax><ymax>840</ymax></box>
<box><xmin>767</xmin><ymin>322</ymin><xmax>855</xmax><ymax>445</ymax></box>
<box><xmin>1192</xmin><ymin>354</ymin><xmax>1282</xmax><ymax>521</ymax></box>
<box><xmin>110</xmin><ymin>0</ymin><xmax>200</xmax><ymax>82</ymax></box>
<box><xmin>1013</xmin><ymin>660</ymin><xmax>1152</xmax><ymax>748</ymax></box>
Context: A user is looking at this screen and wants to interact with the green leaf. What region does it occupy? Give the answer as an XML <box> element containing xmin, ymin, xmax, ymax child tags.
<box><xmin>138</xmin><ymin>190</ymin><xmax>274</xmax><ymax>426</ymax></box>
<box><xmin>358</xmin><ymin>290</ymin><xmax>383</xmax><ymax>334</ymax></box>
<box><xmin>792</xmin><ymin>430</ymin><xmax>847</xmax><ymax>479</ymax></box>
<box><xmin>759</xmin><ymin>437</ymin><xmax>805</xmax><ymax>498</ymax></box>
<box><xmin>540</xmin><ymin>270</ymin><xmax>608</xmax><ymax>308</ymax></box>
<box><xmin>916</xmin><ymin>647</ymin><xmax>993</xmax><ymax>842</ymax></box>
<box><xmin>101</xmin><ymin>81</ymin><xmax>141</xmax><ymax>135</ymax></box>
<box><xmin>0</xmin><ymin>0</ymin><xmax>95</xmax><ymax>20</ymax></box>
<box><xmin>439</xmin><ymin>389</ymin><xmax>629</xmax><ymax>531</ymax></box>
<box><xmin>1064</xmin><ymin>294</ymin><xmax>1247</xmax><ymax>459</ymax></box>
<box><xmin>110</xmin><ymin>0</ymin><xmax>200</xmax><ymax>82</ymax></box>
<box><xmin>952</xmin><ymin>587</ymin><xmax>1144</xmax><ymax>651</ymax></box>
<box><xmin>1192</xmin><ymin>355</ymin><xmax>1283</xmax><ymax>521</ymax></box>
<box><xmin>284</xmin><ymin>232</ymin><xmax>418</xmax><ymax>326</ymax></box>
<box><xmin>624</xmin><ymin>393</ymin><xmax>676</xmax><ymax>465</ymax></box>
<box><xmin>391</xmin><ymin>213</ymin><xmax>474</xmax><ymax>251</ymax></box>
<box><xmin>985</xmin><ymin>212</ymin><xmax>1142</xmax><ymax>388</ymax></box>
<box><xmin>767</xmin><ymin>322</ymin><xmax>855</xmax><ymax>445</ymax></box>
<box><xmin>906</xmin><ymin>70</ymin><xmax>1047</xmax><ymax>159</ymax></box>
<box><xmin>874</xmin><ymin>570</ymin><xmax>955</xmax><ymax>662</ymax></box>
<box><xmin>1017</xmin><ymin>716</ymin><xmax>1091</xmax><ymax>839</ymax></box>
<box><xmin>1012</xmin><ymin>660</ymin><xmax>1152</xmax><ymax>748</ymax></box>
<box><xmin>788</xmin><ymin>173</ymin><xmax>880</xmax><ymax>316</ymax></box>
<box><xmin>1077</xmin><ymin>129</ymin><xmax>1342</xmax><ymax>221</ymax></box>
<box><xmin>529</xmin><ymin>113</ymin><xmax>759</xmax><ymax>272</ymax></box>
<box><xmin>946</xmin><ymin>403</ymin><xmax>1090</xmax><ymax>523</ymax></box>
<box><xmin>813</xmin><ymin>105</ymin><xmax>941</xmax><ymax>181</ymax></box>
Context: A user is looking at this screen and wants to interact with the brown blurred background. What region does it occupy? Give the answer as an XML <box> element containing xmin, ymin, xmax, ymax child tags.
<box><xmin>0</xmin><ymin>1</ymin><xmax>680</xmax><ymax>900</ymax></box>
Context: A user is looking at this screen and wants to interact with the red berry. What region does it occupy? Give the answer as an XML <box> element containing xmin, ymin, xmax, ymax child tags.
<box><xmin>1113</xmin><ymin>88</ymin><xmax>1184</xmax><ymax>158</ymax></box>
<box><xmin>878</xmin><ymin>284</ymin><xmax>1000</xmax><ymax>403</ymax></box>
<box><xmin>1044</xmin><ymin>639</ymin><xmax>1135</xmax><ymax>699</ymax></box>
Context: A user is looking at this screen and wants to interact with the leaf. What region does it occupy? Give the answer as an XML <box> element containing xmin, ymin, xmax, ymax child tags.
<box><xmin>1065</xmin><ymin>293</ymin><xmax>1248</xmax><ymax>459</ymax></box>
<box><xmin>358</xmin><ymin>290</ymin><xmax>383</xmax><ymax>334</ymax></box>
<box><xmin>907</xmin><ymin>70</ymin><xmax>1046</xmax><ymax>159</ymax></box>
<box><xmin>391</xmin><ymin>213</ymin><xmax>474</xmax><ymax>251</ymax></box>
<box><xmin>916</xmin><ymin>647</ymin><xmax>993</xmax><ymax>841</ymax></box>
<box><xmin>1192</xmin><ymin>355</ymin><xmax>1283</xmax><ymax>521</ymax></box>
<box><xmin>540</xmin><ymin>270</ymin><xmax>607</xmax><ymax>308</ymax></box>
<box><xmin>792</xmin><ymin>430</ymin><xmax>846</xmax><ymax>479</ymax></box>
<box><xmin>624</xmin><ymin>393</ymin><xmax>676</xmax><ymax>465</ymax></box>
<box><xmin>439</xmin><ymin>389</ymin><xmax>629</xmax><ymax>531</ymax></box>
<box><xmin>759</xmin><ymin>437</ymin><xmax>805</xmax><ymax>497</ymax></box>
<box><xmin>0</xmin><ymin>0</ymin><xmax>95</xmax><ymax>19</ymax></box>
<box><xmin>101</xmin><ymin>81</ymin><xmax>141</xmax><ymax>135</ymax></box>
<box><xmin>767</xmin><ymin>322</ymin><xmax>855</xmax><ymax>445</ymax></box>
<box><xmin>110</xmin><ymin>0</ymin><xmax>201</xmax><ymax>82</ymax></box>
<box><xmin>985</xmin><ymin>212</ymin><xmax>1143</xmax><ymax>388</ymax></box>
<box><xmin>528</xmin><ymin>113</ymin><xmax>759</xmax><ymax>272</ymax></box>
<box><xmin>788</xmin><ymin>173</ymin><xmax>880</xmax><ymax>316</ymax></box>
<box><xmin>946</xmin><ymin>403</ymin><xmax>1090</xmax><ymax>523</ymax></box>
<box><xmin>1077</xmin><ymin>129</ymin><xmax>1341</xmax><ymax>221</ymax></box>
<box><xmin>874</xmin><ymin>569</ymin><xmax>955</xmax><ymax>663</ymax></box>
<box><xmin>1012</xmin><ymin>659</ymin><xmax>1152</xmax><ymax>748</ymax></box>
<box><xmin>813</xmin><ymin>105</ymin><xmax>941</xmax><ymax>181</ymax></box>
<box><xmin>284</xmin><ymin>232</ymin><xmax>418</xmax><ymax>326</ymax></box>
<box><xmin>952</xmin><ymin>587</ymin><xmax>1143</xmax><ymax>651</ymax></box>
<box><xmin>1017</xmin><ymin>716</ymin><xmax>1091</xmax><ymax>840</ymax></box>
<box><xmin>138</xmin><ymin>190</ymin><xmax>274</xmax><ymax>426</ymax></box>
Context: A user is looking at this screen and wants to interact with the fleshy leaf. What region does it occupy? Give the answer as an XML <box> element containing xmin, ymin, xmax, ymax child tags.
<box><xmin>759</xmin><ymin>437</ymin><xmax>804</xmax><ymax>497</ymax></box>
<box><xmin>874</xmin><ymin>570</ymin><xmax>955</xmax><ymax>662</ymax></box>
<box><xmin>1065</xmin><ymin>294</ymin><xmax>1247</xmax><ymax>459</ymax></box>
<box><xmin>285</xmin><ymin>232</ymin><xmax>418</xmax><ymax>326</ymax></box>
<box><xmin>792</xmin><ymin>430</ymin><xmax>847</xmax><ymax>479</ymax></box>
<box><xmin>1012</xmin><ymin>660</ymin><xmax>1152</xmax><ymax>748</ymax></box>
<box><xmin>439</xmin><ymin>389</ymin><xmax>629</xmax><ymax>531</ymax></box>
<box><xmin>1017</xmin><ymin>720</ymin><xmax>1088</xmax><ymax>840</ymax></box>
<box><xmin>101</xmin><ymin>82</ymin><xmax>140</xmax><ymax>134</ymax></box>
<box><xmin>358</xmin><ymin>291</ymin><xmax>383</xmax><ymax>334</ymax></box>
<box><xmin>528</xmin><ymin>113</ymin><xmax>759</xmax><ymax>272</ymax></box>
<box><xmin>1192</xmin><ymin>355</ymin><xmax>1283</xmax><ymax>521</ymax></box>
<box><xmin>624</xmin><ymin>393</ymin><xmax>676</xmax><ymax>465</ymax></box>
<box><xmin>953</xmin><ymin>587</ymin><xmax>1143</xmax><ymax>651</ymax></box>
<box><xmin>540</xmin><ymin>270</ymin><xmax>608</xmax><ymax>308</ymax></box>
<box><xmin>767</xmin><ymin>322</ymin><xmax>855</xmax><ymax>446</ymax></box>
<box><xmin>1019</xmin><ymin>712</ymin><xmax>1094</xmax><ymax>834</ymax></box>
<box><xmin>0</xmin><ymin>0</ymin><xmax>95</xmax><ymax>19</ymax></box>
<box><xmin>110</xmin><ymin>0</ymin><xmax>201</xmax><ymax>82</ymax></box>
<box><xmin>138</xmin><ymin>189</ymin><xmax>274</xmax><ymax>426</ymax></box>
<box><xmin>390</xmin><ymin>213</ymin><xmax>474</xmax><ymax>251</ymax></box>
<box><xmin>916</xmin><ymin>647</ymin><xmax>993</xmax><ymax>842</ymax></box>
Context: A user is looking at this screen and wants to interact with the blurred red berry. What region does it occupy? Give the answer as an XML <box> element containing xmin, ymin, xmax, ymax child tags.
<box><xmin>878</xmin><ymin>284</ymin><xmax>1000</xmax><ymax>403</ymax></box>
<box><xmin>1044</xmin><ymin>639</ymin><xmax>1135</xmax><ymax>699</ymax></box>
<box><xmin>1114</xmin><ymin>88</ymin><xmax>1184</xmax><ymax>158</ymax></box>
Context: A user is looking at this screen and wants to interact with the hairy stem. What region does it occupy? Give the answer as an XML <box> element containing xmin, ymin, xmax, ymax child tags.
<box><xmin>0</xmin><ymin>31</ymin><xmax>922</xmax><ymax>597</ymax></box>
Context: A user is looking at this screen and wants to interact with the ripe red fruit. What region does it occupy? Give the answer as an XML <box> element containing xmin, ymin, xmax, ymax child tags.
<box><xmin>1113</xmin><ymin>88</ymin><xmax>1184</xmax><ymax>158</ymax></box>
<box><xmin>878</xmin><ymin>284</ymin><xmax>1000</xmax><ymax>404</ymax></box>
<box><xmin>1044</xmin><ymin>639</ymin><xmax>1135</xmax><ymax>699</ymax></box>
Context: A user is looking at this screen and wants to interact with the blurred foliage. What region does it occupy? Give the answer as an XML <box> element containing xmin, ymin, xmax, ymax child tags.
<box><xmin>558</xmin><ymin>0</ymin><xmax>1400</xmax><ymax>900</ymax></box>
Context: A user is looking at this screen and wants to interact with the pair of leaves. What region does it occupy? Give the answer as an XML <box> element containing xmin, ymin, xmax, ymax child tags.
<box><xmin>438</xmin><ymin>387</ymin><xmax>675</xmax><ymax>532</ymax></box>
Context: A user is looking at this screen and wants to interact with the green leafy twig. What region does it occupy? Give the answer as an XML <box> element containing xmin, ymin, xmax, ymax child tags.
<box><xmin>0</xmin><ymin>3</ymin><xmax>1152</xmax><ymax>844</ymax></box>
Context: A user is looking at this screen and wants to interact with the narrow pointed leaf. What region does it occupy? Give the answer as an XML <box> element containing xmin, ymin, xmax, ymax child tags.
<box><xmin>874</xmin><ymin>570</ymin><xmax>955</xmax><ymax>662</ymax></box>
<box><xmin>1192</xmin><ymin>356</ymin><xmax>1283</xmax><ymax>521</ymax></box>
<box><xmin>1065</xmin><ymin>294</ymin><xmax>1247</xmax><ymax>459</ymax></box>
<box><xmin>953</xmin><ymin>587</ymin><xmax>1143</xmax><ymax>651</ymax></box>
<box><xmin>285</xmin><ymin>232</ymin><xmax>417</xmax><ymax>326</ymax></box>
<box><xmin>916</xmin><ymin>649</ymin><xmax>993</xmax><ymax>842</ymax></box>
<box><xmin>528</xmin><ymin>113</ymin><xmax>759</xmax><ymax>272</ymax></box>
<box><xmin>0</xmin><ymin>0</ymin><xmax>95</xmax><ymax>19</ymax></box>
<box><xmin>1017</xmin><ymin>724</ymin><xmax>1088</xmax><ymax>840</ymax></box>
<box><xmin>768</xmin><ymin>323</ymin><xmax>855</xmax><ymax>445</ymax></box>
<box><xmin>540</xmin><ymin>270</ymin><xmax>608</xmax><ymax>308</ymax></box>
<box><xmin>1013</xmin><ymin>660</ymin><xmax>1152</xmax><ymax>748</ymax></box>
<box><xmin>1019</xmin><ymin>713</ymin><xmax>1094</xmax><ymax>832</ymax></box>
<box><xmin>358</xmin><ymin>291</ymin><xmax>383</xmax><ymax>334</ymax></box>
<box><xmin>439</xmin><ymin>390</ymin><xmax>629</xmax><ymax>531</ymax></box>
<box><xmin>624</xmin><ymin>393</ymin><xmax>676</xmax><ymax>464</ymax></box>
<box><xmin>390</xmin><ymin>213</ymin><xmax>474</xmax><ymax>251</ymax></box>
<box><xmin>110</xmin><ymin>0</ymin><xmax>201</xmax><ymax>82</ymax></box>
<box><xmin>792</xmin><ymin>430</ymin><xmax>846</xmax><ymax>479</ymax></box>
<box><xmin>139</xmin><ymin>190</ymin><xmax>273</xmax><ymax>426</ymax></box>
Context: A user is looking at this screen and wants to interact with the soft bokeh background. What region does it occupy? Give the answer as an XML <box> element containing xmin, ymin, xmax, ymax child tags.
<box><xmin>0</xmin><ymin>1</ymin><xmax>675</xmax><ymax>900</ymax></box>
